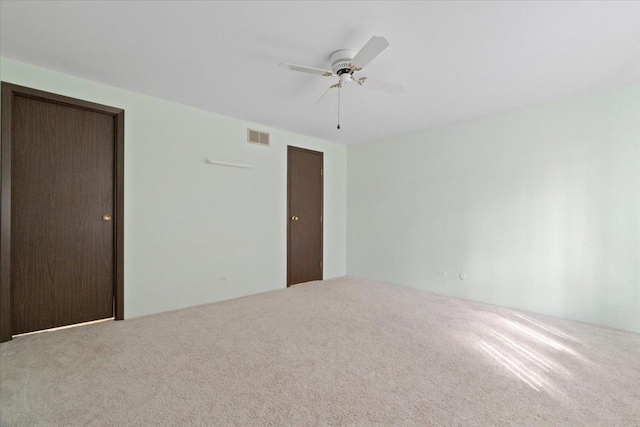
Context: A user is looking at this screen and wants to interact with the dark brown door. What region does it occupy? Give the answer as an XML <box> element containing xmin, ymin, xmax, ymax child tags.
<box><xmin>10</xmin><ymin>95</ymin><xmax>115</xmax><ymax>334</ymax></box>
<box><xmin>287</xmin><ymin>146</ymin><xmax>323</xmax><ymax>286</ymax></box>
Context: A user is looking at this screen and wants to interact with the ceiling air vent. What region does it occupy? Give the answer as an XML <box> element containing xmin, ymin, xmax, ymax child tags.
<box><xmin>247</xmin><ymin>128</ymin><xmax>270</xmax><ymax>146</ymax></box>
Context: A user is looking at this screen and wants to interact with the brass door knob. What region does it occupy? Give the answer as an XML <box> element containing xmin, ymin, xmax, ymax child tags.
<box><xmin>102</xmin><ymin>214</ymin><xmax>113</xmax><ymax>221</ymax></box>
<box><xmin>291</xmin><ymin>215</ymin><xmax>299</xmax><ymax>221</ymax></box>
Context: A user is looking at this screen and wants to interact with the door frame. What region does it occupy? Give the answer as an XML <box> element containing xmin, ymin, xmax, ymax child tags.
<box><xmin>286</xmin><ymin>145</ymin><xmax>323</xmax><ymax>287</ymax></box>
<box><xmin>0</xmin><ymin>82</ymin><xmax>125</xmax><ymax>342</ymax></box>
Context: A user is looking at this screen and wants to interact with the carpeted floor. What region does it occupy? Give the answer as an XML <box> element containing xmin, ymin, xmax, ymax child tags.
<box><xmin>1</xmin><ymin>276</ymin><xmax>639</xmax><ymax>426</ymax></box>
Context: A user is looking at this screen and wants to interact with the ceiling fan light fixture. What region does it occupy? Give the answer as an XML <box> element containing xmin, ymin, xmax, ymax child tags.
<box><xmin>339</xmin><ymin>73</ymin><xmax>352</xmax><ymax>85</ymax></box>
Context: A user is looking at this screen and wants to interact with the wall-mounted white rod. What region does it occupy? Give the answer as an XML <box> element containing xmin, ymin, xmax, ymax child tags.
<box><xmin>205</xmin><ymin>158</ymin><xmax>253</xmax><ymax>169</ymax></box>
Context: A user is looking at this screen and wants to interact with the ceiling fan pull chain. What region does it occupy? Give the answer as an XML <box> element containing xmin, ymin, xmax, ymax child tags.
<box><xmin>337</xmin><ymin>88</ymin><xmax>341</xmax><ymax>130</ymax></box>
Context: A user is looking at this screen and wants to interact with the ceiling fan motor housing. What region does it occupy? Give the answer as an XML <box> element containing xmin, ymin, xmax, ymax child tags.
<box><xmin>330</xmin><ymin>49</ymin><xmax>356</xmax><ymax>75</ymax></box>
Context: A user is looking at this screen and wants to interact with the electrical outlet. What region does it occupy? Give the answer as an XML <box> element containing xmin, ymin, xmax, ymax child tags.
<box><xmin>219</xmin><ymin>277</ymin><xmax>227</xmax><ymax>282</ymax></box>
<box><xmin>436</xmin><ymin>271</ymin><xmax>447</xmax><ymax>278</ymax></box>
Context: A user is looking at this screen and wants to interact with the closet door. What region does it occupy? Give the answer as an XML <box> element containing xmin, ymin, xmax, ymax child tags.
<box><xmin>287</xmin><ymin>146</ymin><xmax>323</xmax><ymax>286</ymax></box>
<box><xmin>6</xmin><ymin>90</ymin><xmax>117</xmax><ymax>336</ymax></box>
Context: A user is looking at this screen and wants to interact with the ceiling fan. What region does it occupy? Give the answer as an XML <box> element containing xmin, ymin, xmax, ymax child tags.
<box><xmin>279</xmin><ymin>36</ymin><xmax>402</xmax><ymax>129</ymax></box>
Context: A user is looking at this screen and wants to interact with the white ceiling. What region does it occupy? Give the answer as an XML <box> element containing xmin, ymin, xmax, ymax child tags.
<box><xmin>1</xmin><ymin>1</ymin><xmax>639</xmax><ymax>145</ymax></box>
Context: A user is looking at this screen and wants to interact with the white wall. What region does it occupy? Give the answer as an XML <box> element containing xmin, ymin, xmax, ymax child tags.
<box><xmin>0</xmin><ymin>57</ymin><xmax>347</xmax><ymax>319</ymax></box>
<box><xmin>348</xmin><ymin>83</ymin><xmax>640</xmax><ymax>333</ymax></box>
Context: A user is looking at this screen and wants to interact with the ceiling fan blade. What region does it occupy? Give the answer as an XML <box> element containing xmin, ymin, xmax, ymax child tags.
<box><xmin>278</xmin><ymin>63</ymin><xmax>335</xmax><ymax>77</ymax></box>
<box><xmin>315</xmin><ymin>83</ymin><xmax>341</xmax><ymax>105</ymax></box>
<box><xmin>357</xmin><ymin>77</ymin><xmax>403</xmax><ymax>94</ymax></box>
<box><xmin>350</xmin><ymin>36</ymin><xmax>390</xmax><ymax>70</ymax></box>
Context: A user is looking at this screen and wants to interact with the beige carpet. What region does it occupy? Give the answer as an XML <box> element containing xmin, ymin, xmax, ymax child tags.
<box><xmin>1</xmin><ymin>276</ymin><xmax>639</xmax><ymax>426</ymax></box>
